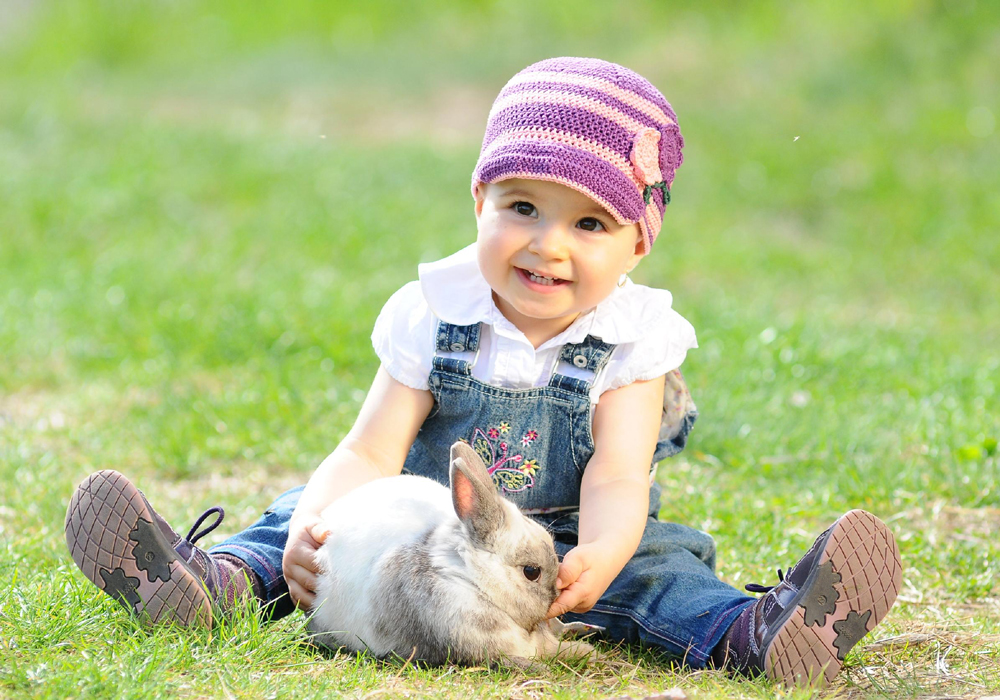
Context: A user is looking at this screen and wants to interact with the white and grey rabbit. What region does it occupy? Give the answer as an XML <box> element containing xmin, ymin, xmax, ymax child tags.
<box><xmin>307</xmin><ymin>441</ymin><xmax>596</xmax><ymax>666</ymax></box>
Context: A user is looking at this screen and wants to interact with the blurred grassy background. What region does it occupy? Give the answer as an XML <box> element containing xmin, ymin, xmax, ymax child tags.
<box><xmin>1</xmin><ymin>1</ymin><xmax>998</xmax><ymax>697</ymax></box>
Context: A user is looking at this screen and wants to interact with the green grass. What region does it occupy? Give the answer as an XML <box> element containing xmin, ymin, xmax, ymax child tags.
<box><xmin>1</xmin><ymin>1</ymin><xmax>999</xmax><ymax>697</ymax></box>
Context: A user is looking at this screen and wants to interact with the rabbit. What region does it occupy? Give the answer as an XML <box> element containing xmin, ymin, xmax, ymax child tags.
<box><xmin>307</xmin><ymin>441</ymin><xmax>596</xmax><ymax>666</ymax></box>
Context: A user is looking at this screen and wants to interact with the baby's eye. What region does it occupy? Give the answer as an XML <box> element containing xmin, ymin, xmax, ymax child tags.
<box><xmin>512</xmin><ymin>201</ymin><xmax>537</xmax><ymax>217</ymax></box>
<box><xmin>577</xmin><ymin>217</ymin><xmax>606</xmax><ymax>232</ymax></box>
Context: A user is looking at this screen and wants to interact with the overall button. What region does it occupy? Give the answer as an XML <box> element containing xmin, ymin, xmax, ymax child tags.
<box><xmin>572</xmin><ymin>354</ymin><xmax>588</xmax><ymax>368</ymax></box>
<box><xmin>450</xmin><ymin>343</ymin><xmax>465</xmax><ymax>352</ymax></box>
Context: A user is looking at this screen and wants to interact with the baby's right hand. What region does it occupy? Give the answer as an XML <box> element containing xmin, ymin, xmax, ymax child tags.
<box><xmin>282</xmin><ymin>514</ymin><xmax>330</xmax><ymax>611</ymax></box>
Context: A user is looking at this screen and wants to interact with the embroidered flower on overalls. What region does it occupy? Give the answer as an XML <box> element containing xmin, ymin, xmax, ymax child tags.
<box><xmin>498</xmin><ymin>422</ymin><xmax>511</xmax><ymax>434</ymax></box>
<box><xmin>470</xmin><ymin>425</ymin><xmax>542</xmax><ymax>494</ymax></box>
<box><xmin>521</xmin><ymin>430</ymin><xmax>538</xmax><ymax>447</ymax></box>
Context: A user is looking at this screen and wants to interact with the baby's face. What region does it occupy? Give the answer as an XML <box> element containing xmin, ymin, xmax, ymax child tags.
<box><xmin>475</xmin><ymin>178</ymin><xmax>643</xmax><ymax>340</ymax></box>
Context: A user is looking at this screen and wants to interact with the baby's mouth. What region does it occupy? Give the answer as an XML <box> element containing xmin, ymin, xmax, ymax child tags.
<box><xmin>516</xmin><ymin>267</ymin><xmax>569</xmax><ymax>286</ymax></box>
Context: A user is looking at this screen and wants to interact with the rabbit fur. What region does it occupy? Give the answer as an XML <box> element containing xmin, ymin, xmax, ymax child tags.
<box><xmin>307</xmin><ymin>441</ymin><xmax>595</xmax><ymax>666</ymax></box>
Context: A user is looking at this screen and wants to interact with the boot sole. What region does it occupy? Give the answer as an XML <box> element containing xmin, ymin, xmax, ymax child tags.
<box><xmin>65</xmin><ymin>470</ymin><xmax>213</xmax><ymax>627</ymax></box>
<box><xmin>764</xmin><ymin>509</ymin><xmax>901</xmax><ymax>686</ymax></box>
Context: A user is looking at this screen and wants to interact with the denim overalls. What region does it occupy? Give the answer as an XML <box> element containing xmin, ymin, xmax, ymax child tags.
<box><xmin>212</xmin><ymin>321</ymin><xmax>753</xmax><ymax>667</ymax></box>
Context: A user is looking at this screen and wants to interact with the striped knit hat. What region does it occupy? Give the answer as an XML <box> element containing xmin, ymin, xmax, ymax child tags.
<box><xmin>472</xmin><ymin>57</ymin><xmax>684</xmax><ymax>254</ymax></box>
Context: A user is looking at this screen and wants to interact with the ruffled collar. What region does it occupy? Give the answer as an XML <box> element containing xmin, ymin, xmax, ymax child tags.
<box><xmin>417</xmin><ymin>243</ymin><xmax>676</xmax><ymax>350</ymax></box>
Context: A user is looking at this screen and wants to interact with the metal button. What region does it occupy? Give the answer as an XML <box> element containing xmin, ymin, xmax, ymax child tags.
<box><xmin>450</xmin><ymin>342</ymin><xmax>465</xmax><ymax>352</ymax></box>
<box><xmin>572</xmin><ymin>354</ymin><xmax>588</xmax><ymax>368</ymax></box>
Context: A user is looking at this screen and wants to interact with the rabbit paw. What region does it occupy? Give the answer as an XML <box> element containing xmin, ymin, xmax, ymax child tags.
<box><xmin>553</xmin><ymin>638</ymin><xmax>598</xmax><ymax>661</ymax></box>
<box><xmin>547</xmin><ymin>618</ymin><xmax>605</xmax><ymax>639</ymax></box>
<box><xmin>496</xmin><ymin>655</ymin><xmax>549</xmax><ymax>675</ymax></box>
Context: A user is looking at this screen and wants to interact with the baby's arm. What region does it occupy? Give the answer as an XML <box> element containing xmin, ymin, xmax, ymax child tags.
<box><xmin>284</xmin><ymin>365</ymin><xmax>434</xmax><ymax>609</ymax></box>
<box><xmin>546</xmin><ymin>373</ymin><xmax>665</xmax><ymax>618</ymax></box>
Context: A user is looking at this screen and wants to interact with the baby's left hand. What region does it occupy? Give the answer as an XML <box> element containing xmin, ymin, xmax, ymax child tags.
<box><xmin>546</xmin><ymin>543</ymin><xmax>616</xmax><ymax>619</ymax></box>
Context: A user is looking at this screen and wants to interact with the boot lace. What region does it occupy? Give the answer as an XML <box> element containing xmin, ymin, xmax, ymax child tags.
<box><xmin>744</xmin><ymin>568</ymin><xmax>785</xmax><ymax>594</ymax></box>
<box><xmin>185</xmin><ymin>506</ymin><xmax>225</xmax><ymax>545</ymax></box>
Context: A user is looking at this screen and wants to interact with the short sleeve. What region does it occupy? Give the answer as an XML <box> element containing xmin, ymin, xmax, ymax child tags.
<box><xmin>597</xmin><ymin>307</ymin><xmax>698</xmax><ymax>398</ymax></box>
<box><xmin>370</xmin><ymin>281</ymin><xmax>437</xmax><ymax>390</ymax></box>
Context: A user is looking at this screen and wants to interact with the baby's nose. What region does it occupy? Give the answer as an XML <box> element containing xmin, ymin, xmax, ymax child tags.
<box><xmin>529</xmin><ymin>224</ymin><xmax>571</xmax><ymax>259</ymax></box>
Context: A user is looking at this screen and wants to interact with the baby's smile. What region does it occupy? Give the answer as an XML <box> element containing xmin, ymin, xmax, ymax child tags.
<box><xmin>515</xmin><ymin>266</ymin><xmax>571</xmax><ymax>290</ymax></box>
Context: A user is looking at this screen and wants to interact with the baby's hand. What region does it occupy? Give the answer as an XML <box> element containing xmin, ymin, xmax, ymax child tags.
<box><xmin>546</xmin><ymin>543</ymin><xmax>615</xmax><ymax>619</ymax></box>
<box><xmin>282</xmin><ymin>514</ymin><xmax>330</xmax><ymax>611</ymax></box>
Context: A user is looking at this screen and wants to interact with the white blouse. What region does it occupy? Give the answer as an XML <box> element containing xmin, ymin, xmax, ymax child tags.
<box><xmin>371</xmin><ymin>243</ymin><xmax>698</xmax><ymax>404</ymax></box>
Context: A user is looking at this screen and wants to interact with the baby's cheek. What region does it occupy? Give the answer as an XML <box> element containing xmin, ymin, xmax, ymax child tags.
<box><xmin>476</xmin><ymin>242</ymin><xmax>507</xmax><ymax>288</ymax></box>
<box><xmin>574</xmin><ymin>278</ymin><xmax>612</xmax><ymax>311</ymax></box>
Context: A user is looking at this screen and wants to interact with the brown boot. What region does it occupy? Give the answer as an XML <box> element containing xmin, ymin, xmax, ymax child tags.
<box><xmin>712</xmin><ymin>510</ymin><xmax>902</xmax><ymax>686</ymax></box>
<box><xmin>65</xmin><ymin>470</ymin><xmax>259</xmax><ymax>626</ymax></box>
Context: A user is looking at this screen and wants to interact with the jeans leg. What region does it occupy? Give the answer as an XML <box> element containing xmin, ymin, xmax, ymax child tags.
<box><xmin>554</xmin><ymin>518</ymin><xmax>754</xmax><ymax>668</ymax></box>
<box><xmin>209</xmin><ymin>485</ymin><xmax>304</xmax><ymax>619</ymax></box>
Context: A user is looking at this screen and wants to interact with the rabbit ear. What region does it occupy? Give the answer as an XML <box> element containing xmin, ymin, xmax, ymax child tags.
<box><xmin>449</xmin><ymin>441</ymin><xmax>506</xmax><ymax>542</ymax></box>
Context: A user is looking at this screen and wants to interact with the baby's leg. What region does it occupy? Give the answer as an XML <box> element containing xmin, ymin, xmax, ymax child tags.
<box><xmin>553</xmin><ymin>518</ymin><xmax>755</xmax><ymax>668</ymax></box>
<box><xmin>554</xmin><ymin>511</ymin><xmax>901</xmax><ymax>687</ymax></box>
<box><xmin>208</xmin><ymin>485</ymin><xmax>305</xmax><ymax>619</ymax></box>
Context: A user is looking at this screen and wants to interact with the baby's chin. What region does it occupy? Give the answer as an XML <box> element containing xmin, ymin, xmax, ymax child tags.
<box><xmin>507</xmin><ymin>304</ymin><xmax>585</xmax><ymax>334</ymax></box>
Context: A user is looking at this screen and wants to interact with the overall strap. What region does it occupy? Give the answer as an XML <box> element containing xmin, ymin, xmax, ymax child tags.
<box><xmin>432</xmin><ymin>321</ymin><xmax>482</xmax><ymax>376</ymax></box>
<box><xmin>548</xmin><ymin>335</ymin><xmax>617</xmax><ymax>394</ymax></box>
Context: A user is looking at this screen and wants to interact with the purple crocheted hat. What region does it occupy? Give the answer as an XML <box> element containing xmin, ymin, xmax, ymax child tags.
<box><xmin>472</xmin><ymin>57</ymin><xmax>684</xmax><ymax>254</ymax></box>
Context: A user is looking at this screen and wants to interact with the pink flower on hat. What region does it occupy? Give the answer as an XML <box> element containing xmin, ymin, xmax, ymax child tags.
<box><xmin>630</xmin><ymin>127</ymin><xmax>663</xmax><ymax>186</ymax></box>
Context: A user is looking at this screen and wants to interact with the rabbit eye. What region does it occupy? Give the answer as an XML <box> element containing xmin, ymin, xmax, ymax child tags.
<box><xmin>522</xmin><ymin>565</ymin><xmax>541</xmax><ymax>581</ymax></box>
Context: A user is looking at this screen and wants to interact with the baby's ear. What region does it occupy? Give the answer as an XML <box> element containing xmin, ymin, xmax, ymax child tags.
<box><xmin>629</xmin><ymin>225</ymin><xmax>646</xmax><ymax>262</ymax></box>
<box><xmin>473</xmin><ymin>182</ymin><xmax>487</xmax><ymax>218</ymax></box>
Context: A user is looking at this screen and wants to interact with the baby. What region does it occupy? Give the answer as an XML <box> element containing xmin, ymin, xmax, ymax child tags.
<box><xmin>65</xmin><ymin>57</ymin><xmax>901</xmax><ymax>686</ymax></box>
